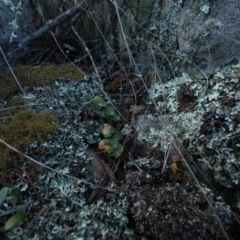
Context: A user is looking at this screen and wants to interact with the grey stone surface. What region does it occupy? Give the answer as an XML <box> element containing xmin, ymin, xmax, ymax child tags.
<box><xmin>140</xmin><ymin>0</ymin><xmax>240</xmax><ymax>79</ymax></box>
<box><xmin>0</xmin><ymin>1</ymin><xmax>34</xmax><ymax>43</ymax></box>
<box><xmin>172</xmin><ymin>0</ymin><xmax>240</xmax><ymax>75</ymax></box>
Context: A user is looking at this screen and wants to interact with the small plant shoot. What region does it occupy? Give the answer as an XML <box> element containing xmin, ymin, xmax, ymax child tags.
<box><xmin>83</xmin><ymin>97</ymin><xmax>123</xmax><ymax>157</ymax></box>
<box><xmin>98</xmin><ymin>124</ymin><xmax>123</xmax><ymax>158</ymax></box>
<box><xmin>83</xmin><ymin>96</ymin><xmax>120</xmax><ymax>121</ymax></box>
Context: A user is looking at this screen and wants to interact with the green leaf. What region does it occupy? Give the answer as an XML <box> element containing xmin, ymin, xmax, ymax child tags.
<box><xmin>0</xmin><ymin>187</ymin><xmax>8</xmax><ymax>206</ymax></box>
<box><xmin>101</xmin><ymin>124</ymin><xmax>116</xmax><ymax>138</ymax></box>
<box><xmin>98</xmin><ymin>140</ymin><xmax>111</xmax><ymax>152</ymax></box>
<box><xmin>7</xmin><ymin>188</ymin><xmax>21</xmax><ymax>206</ymax></box>
<box><xmin>108</xmin><ymin>143</ymin><xmax>124</xmax><ymax>158</ymax></box>
<box><xmin>103</xmin><ymin>139</ymin><xmax>118</xmax><ymax>149</ymax></box>
<box><xmin>102</xmin><ymin>110</ymin><xmax>120</xmax><ymax>121</ymax></box>
<box><xmin>98</xmin><ymin>139</ymin><xmax>118</xmax><ymax>152</ymax></box>
<box><xmin>4</xmin><ymin>211</ymin><xmax>26</xmax><ymax>231</ymax></box>
<box><xmin>109</xmin><ymin>130</ymin><xmax>122</xmax><ymax>141</ymax></box>
<box><xmin>82</xmin><ymin>100</ymin><xmax>92</xmax><ymax>105</ymax></box>
<box><xmin>92</xmin><ymin>96</ymin><xmax>107</xmax><ymax>107</ymax></box>
<box><xmin>102</xmin><ymin>106</ymin><xmax>115</xmax><ymax>116</ymax></box>
<box><xmin>108</xmin><ymin>113</ymin><xmax>120</xmax><ymax>121</ymax></box>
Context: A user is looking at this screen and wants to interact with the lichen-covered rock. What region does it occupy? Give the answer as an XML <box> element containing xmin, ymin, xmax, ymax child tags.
<box><xmin>3</xmin><ymin>172</ymin><xmax>133</xmax><ymax>240</ymax></box>
<box><xmin>145</xmin><ymin>62</ymin><xmax>240</xmax><ymax>188</ymax></box>
<box><xmin>2</xmin><ymin>77</ymin><xmax>134</xmax><ymax>239</ymax></box>
<box><xmin>144</xmin><ymin>0</ymin><xmax>240</xmax><ymax>78</ymax></box>
<box><xmin>133</xmin><ymin>114</ymin><xmax>173</xmax><ymax>151</ymax></box>
<box><xmin>22</xmin><ymin>78</ymin><xmax>105</xmax><ymax>179</ymax></box>
<box><xmin>0</xmin><ymin>0</ymin><xmax>34</xmax><ymax>43</ymax></box>
<box><xmin>131</xmin><ymin>62</ymin><xmax>240</xmax><ymax>220</ymax></box>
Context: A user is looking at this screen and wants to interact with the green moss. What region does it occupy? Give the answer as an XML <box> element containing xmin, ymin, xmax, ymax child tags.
<box><xmin>0</xmin><ymin>108</ymin><xmax>59</xmax><ymax>185</ymax></box>
<box><xmin>0</xmin><ymin>63</ymin><xmax>86</xmax><ymax>100</ymax></box>
<box><xmin>20</xmin><ymin>63</ymin><xmax>86</xmax><ymax>83</ymax></box>
<box><xmin>2</xmin><ymin>109</ymin><xmax>59</xmax><ymax>145</ymax></box>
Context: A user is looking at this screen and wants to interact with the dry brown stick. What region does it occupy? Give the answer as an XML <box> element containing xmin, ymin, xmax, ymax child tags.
<box><xmin>98</xmin><ymin>158</ymin><xmax>115</xmax><ymax>182</ymax></box>
<box><xmin>18</xmin><ymin>0</ymin><xmax>99</xmax><ymax>47</ymax></box>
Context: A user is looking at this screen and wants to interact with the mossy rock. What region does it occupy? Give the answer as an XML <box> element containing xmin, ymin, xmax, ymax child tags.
<box><xmin>0</xmin><ymin>63</ymin><xmax>86</xmax><ymax>100</ymax></box>
<box><xmin>0</xmin><ymin>108</ymin><xmax>59</xmax><ymax>186</ymax></box>
<box><xmin>0</xmin><ymin>63</ymin><xmax>86</xmax><ymax>186</ymax></box>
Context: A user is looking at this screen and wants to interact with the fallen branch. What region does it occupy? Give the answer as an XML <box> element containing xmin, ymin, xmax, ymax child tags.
<box><xmin>18</xmin><ymin>0</ymin><xmax>99</xmax><ymax>47</ymax></box>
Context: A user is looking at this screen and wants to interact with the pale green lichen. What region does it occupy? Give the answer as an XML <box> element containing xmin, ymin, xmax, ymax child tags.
<box><xmin>145</xmin><ymin>62</ymin><xmax>240</xmax><ymax>187</ymax></box>
<box><xmin>121</xmin><ymin>124</ymin><xmax>133</xmax><ymax>136</ymax></box>
<box><xmin>199</xmin><ymin>0</ymin><xmax>210</xmax><ymax>14</ymax></box>
<box><xmin>3</xmin><ymin>0</ymin><xmax>22</xmax><ymax>13</ymax></box>
<box><xmin>3</xmin><ymin>77</ymin><xmax>133</xmax><ymax>239</ymax></box>
<box><xmin>148</xmin><ymin>72</ymin><xmax>193</xmax><ymax>112</ymax></box>
<box><xmin>10</xmin><ymin>174</ymin><xmax>134</xmax><ymax>239</ymax></box>
<box><xmin>3</xmin><ymin>0</ymin><xmax>22</xmax><ymax>42</ymax></box>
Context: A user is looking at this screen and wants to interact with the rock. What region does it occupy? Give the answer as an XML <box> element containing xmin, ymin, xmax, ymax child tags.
<box><xmin>133</xmin><ymin>114</ymin><xmax>175</xmax><ymax>154</ymax></box>
<box><xmin>176</xmin><ymin>0</ymin><xmax>240</xmax><ymax>75</ymax></box>
<box><xmin>0</xmin><ymin>0</ymin><xmax>35</xmax><ymax>59</ymax></box>
<box><xmin>146</xmin><ymin>0</ymin><xmax>240</xmax><ymax>78</ymax></box>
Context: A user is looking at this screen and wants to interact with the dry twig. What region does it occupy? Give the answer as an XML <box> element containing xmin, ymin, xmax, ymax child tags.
<box><xmin>18</xmin><ymin>0</ymin><xmax>99</xmax><ymax>47</ymax></box>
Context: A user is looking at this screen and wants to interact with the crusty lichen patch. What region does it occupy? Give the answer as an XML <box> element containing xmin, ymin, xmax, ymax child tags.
<box><xmin>144</xmin><ymin>62</ymin><xmax>240</xmax><ymax>189</ymax></box>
